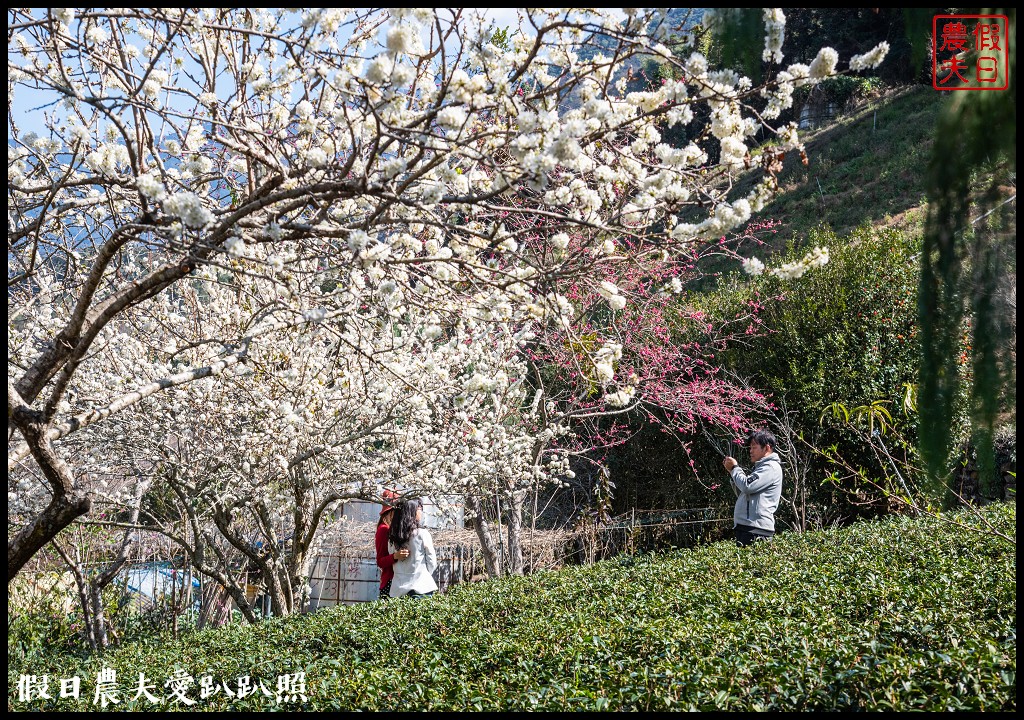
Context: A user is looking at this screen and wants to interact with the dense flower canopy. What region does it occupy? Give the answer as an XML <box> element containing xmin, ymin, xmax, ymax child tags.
<box><xmin>7</xmin><ymin>8</ymin><xmax>885</xmax><ymax>582</ymax></box>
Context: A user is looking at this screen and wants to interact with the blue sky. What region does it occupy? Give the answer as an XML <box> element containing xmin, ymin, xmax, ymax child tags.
<box><xmin>8</xmin><ymin>8</ymin><xmax>636</xmax><ymax>142</ymax></box>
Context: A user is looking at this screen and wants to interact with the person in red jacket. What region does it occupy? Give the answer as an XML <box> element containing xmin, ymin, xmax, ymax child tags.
<box><xmin>375</xmin><ymin>490</ymin><xmax>409</xmax><ymax>599</ymax></box>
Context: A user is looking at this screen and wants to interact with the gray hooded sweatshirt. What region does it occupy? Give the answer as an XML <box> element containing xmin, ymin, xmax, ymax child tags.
<box><xmin>730</xmin><ymin>451</ymin><xmax>783</xmax><ymax>533</ymax></box>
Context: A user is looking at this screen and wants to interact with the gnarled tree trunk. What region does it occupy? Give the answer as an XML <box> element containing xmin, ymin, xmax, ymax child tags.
<box><xmin>466</xmin><ymin>494</ymin><xmax>502</xmax><ymax>578</ymax></box>
<box><xmin>506</xmin><ymin>489</ymin><xmax>528</xmax><ymax>576</ymax></box>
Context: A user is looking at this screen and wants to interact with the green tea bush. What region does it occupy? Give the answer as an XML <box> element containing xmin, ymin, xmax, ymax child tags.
<box><xmin>8</xmin><ymin>600</ymin><xmax>81</xmax><ymax>668</ymax></box>
<box><xmin>9</xmin><ymin>503</ymin><xmax>1015</xmax><ymax>711</ymax></box>
<box><xmin>8</xmin><ymin>573</ymin><xmax>184</xmax><ymax>661</ymax></box>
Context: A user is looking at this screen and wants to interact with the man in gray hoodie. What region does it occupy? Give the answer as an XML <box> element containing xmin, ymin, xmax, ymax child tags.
<box><xmin>723</xmin><ymin>429</ymin><xmax>783</xmax><ymax>547</ymax></box>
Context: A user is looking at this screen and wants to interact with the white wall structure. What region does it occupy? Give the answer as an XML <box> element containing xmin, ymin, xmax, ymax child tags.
<box><xmin>340</xmin><ymin>499</ymin><xmax>385</xmax><ymax>525</ymax></box>
<box><xmin>308</xmin><ymin>553</ymin><xmax>380</xmax><ymax>609</ymax></box>
<box><xmin>421</xmin><ymin>495</ymin><xmax>465</xmax><ymax>530</ymax></box>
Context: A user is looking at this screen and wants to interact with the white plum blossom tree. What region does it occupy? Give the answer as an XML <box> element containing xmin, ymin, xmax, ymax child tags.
<box><xmin>8</xmin><ymin>8</ymin><xmax>887</xmax><ymax>583</ymax></box>
<box><xmin>119</xmin><ymin>267</ymin><xmax>545</xmax><ymax>617</ymax></box>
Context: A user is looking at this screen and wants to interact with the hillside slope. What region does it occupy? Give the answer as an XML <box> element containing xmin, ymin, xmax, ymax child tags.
<box><xmin>748</xmin><ymin>85</ymin><xmax>942</xmax><ymax>250</ymax></box>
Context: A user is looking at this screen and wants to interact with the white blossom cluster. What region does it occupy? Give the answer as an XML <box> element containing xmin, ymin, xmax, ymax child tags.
<box><xmin>742</xmin><ymin>256</ymin><xmax>767</xmax><ymax>276</ymax></box>
<box><xmin>743</xmin><ymin>246</ymin><xmax>830</xmax><ymax>279</ymax></box>
<box><xmin>163</xmin><ymin>191</ymin><xmax>214</xmax><ymax>228</ymax></box>
<box><xmin>809</xmin><ymin>47</ymin><xmax>840</xmax><ymax>80</ymax></box>
<box><xmin>136</xmin><ymin>172</ymin><xmax>167</xmax><ymax>202</ymax></box>
<box><xmin>762</xmin><ymin>9</ymin><xmax>786</xmax><ymax>64</ymax></box>
<box><xmin>84</xmin><ymin>143</ymin><xmax>130</xmax><ymax>178</ymax></box>
<box><xmin>597</xmin><ymin>280</ymin><xmax>627</xmax><ymax>311</ymax></box>
<box><xmin>849</xmin><ymin>42</ymin><xmax>891</xmax><ymax>72</ymax></box>
<box><xmin>604</xmin><ymin>385</ymin><xmax>636</xmax><ymax>408</ymax></box>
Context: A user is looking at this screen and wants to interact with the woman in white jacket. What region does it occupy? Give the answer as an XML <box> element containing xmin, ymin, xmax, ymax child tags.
<box><xmin>388</xmin><ymin>498</ymin><xmax>439</xmax><ymax>599</ymax></box>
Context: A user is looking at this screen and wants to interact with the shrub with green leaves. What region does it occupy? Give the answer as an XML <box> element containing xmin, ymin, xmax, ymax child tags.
<box><xmin>9</xmin><ymin>503</ymin><xmax>1014</xmax><ymax>711</ymax></box>
<box><xmin>679</xmin><ymin>224</ymin><xmax>945</xmax><ymax>523</ymax></box>
<box><xmin>716</xmin><ymin>225</ymin><xmax>922</xmax><ymax>413</ymax></box>
<box><xmin>8</xmin><ymin>584</ymin><xmax>81</xmax><ymax>669</ymax></box>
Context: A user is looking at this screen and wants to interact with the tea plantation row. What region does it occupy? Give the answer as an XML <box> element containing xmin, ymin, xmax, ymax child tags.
<box><xmin>9</xmin><ymin>503</ymin><xmax>1015</xmax><ymax>711</ymax></box>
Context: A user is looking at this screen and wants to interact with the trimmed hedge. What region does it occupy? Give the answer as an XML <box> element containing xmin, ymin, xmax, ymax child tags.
<box><xmin>9</xmin><ymin>503</ymin><xmax>1015</xmax><ymax>711</ymax></box>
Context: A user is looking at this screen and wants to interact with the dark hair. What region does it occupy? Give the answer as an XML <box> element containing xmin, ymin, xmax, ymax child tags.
<box><xmin>748</xmin><ymin>429</ymin><xmax>777</xmax><ymax>452</ymax></box>
<box><xmin>388</xmin><ymin>498</ymin><xmax>423</xmax><ymax>549</ymax></box>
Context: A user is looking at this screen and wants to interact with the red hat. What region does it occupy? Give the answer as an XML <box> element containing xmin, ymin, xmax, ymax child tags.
<box><xmin>379</xmin><ymin>489</ymin><xmax>399</xmax><ymax>516</ymax></box>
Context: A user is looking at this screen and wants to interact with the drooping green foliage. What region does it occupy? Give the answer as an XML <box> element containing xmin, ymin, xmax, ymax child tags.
<box><xmin>918</xmin><ymin>7</ymin><xmax>1016</xmax><ymax>504</ymax></box>
<box><xmin>9</xmin><ymin>503</ymin><xmax>1014</xmax><ymax>711</ymax></box>
<box><xmin>699</xmin><ymin>8</ymin><xmax>768</xmax><ymax>83</ymax></box>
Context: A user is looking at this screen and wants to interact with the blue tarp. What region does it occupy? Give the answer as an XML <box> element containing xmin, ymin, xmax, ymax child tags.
<box><xmin>119</xmin><ymin>563</ymin><xmax>201</xmax><ymax>612</ymax></box>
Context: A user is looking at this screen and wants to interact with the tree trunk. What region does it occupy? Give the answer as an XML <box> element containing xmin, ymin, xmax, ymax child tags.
<box><xmin>224</xmin><ymin>582</ymin><xmax>259</xmax><ymax>624</ymax></box>
<box><xmin>197</xmin><ymin>582</ymin><xmax>231</xmax><ymax>629</ymax></box>
<box><xmin>8</xmin><ymin>403</ymin><xmax>94</xmax><ymax>582</ymax></box>
<box><xmin>171</xmin><ymin>565</ymin><xmax>179</xmax><ymax>640</ymax></box>
<box><xmin>288</xmin><ymin>555</ymin><xmax>312</xmax><ymax>615</ymax></box>
<box><xmin>466</xmin><ymin>494</ymin><xmax>502</xmax><ymax>578</ymax></box>
<box><xmin>9</xmin><ymin>494</ymin><xmax>92</xmax><ymax>582</ymax></box>
<box><xmin>88</xmin><ymin>584</ymin><xmax>108</xmax><ymax>649</ymax></box>
<box><xmin>52</xmin><ymin>514</ymin><xmax>136</xmax><ymax>651</ymax></box>
<box><xmin>55</xmin><ymin>548</ymin><xmax>109</xmax><ymax>651</ymax></box>
<box><xmin>506</xmin><ymin>489</ymin><xmax>527</xmax><ymax>576</ymax></box>
<box><xmin>62</xmin><ymin>557</ymin><xmax>98</xmax><ymax>650</ymax></box>
<box><xmin>267</xmin><ymin>567</ymin><xmax>292</xmax><ymax>617</ymax></box>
